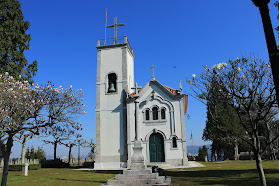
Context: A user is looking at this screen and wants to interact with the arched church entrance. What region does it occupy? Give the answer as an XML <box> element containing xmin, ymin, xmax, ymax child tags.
<box><xmin>149</xmin><ymin>133</ymin><xmax>165</xmax><ymax>162</ymax></box>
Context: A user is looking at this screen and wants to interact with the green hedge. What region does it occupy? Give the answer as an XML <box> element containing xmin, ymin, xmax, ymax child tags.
<box><xmin>8</xmin><ymin>164</ymin><xmax>41</xmax><ymax>171</ymax></box>
<box><xmin>82</xmin><ymin>161</ymin><xmax>94</xmax><ymax>168</ymax></box>
<box><xmin>41</xmin><ymin>159</ymin><xmax>70</xmax><ymax>168</ymax></box>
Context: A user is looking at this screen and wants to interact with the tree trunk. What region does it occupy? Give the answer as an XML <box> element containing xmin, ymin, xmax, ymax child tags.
<box><xmin>78</xmin><ymin>141</ymin><xmax>80</xmax><ymax>166</ymax></box>
<box><xmin>255</xmin><ymin>150</ymin><xmax>267</xmax><ymax>186</ymax></box>
<box><xmin>1</xmin><ymin>134</ymin><xmax>14</xmax><ymax>186</ymax></box>
<box><xmin>54</xmin><ymin>141</ymin><xmax>57</xmax><ymax>160</ymax></box>
<box><xmin>269</xmin><ymin>144</ymin><xmax>276</xmax><ymax>160</ymax></box>
<box><xmin>253</xmin><ymin>132</ymin><xmax>267</xmax><ymax>186</ymax></box>
<box><xmin>21</xmin><ymin>137</ymin><xmax>27</xmax><ymax>165</ymax></box>
<box><xmin>68</xmin><ymin>145</ymin><xmax>72</xmax><ymax>164</ymax></box>
<box><xmin>234</xmin><ymin>139</ymin><xmax>239</xmax><ymax>160</ymax></box>
<box><xmin>257</xmin><ymin>3</ymin><xmax>279</xmax><ymax>106</ymax></box>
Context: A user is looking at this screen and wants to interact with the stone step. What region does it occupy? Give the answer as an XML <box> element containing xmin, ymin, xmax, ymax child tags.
<box><xmin>144</xmin><ymin>177</ymin><xmax>171</xmax><ymax>186</ymax></box>
<box><xmin>115</xmin><ymin>173</ymin><xmax>159</xmax><ymax>180</ymax></box>
<box><xmin>144</xmin><ymin>184</ymin><xmax>170</xmax><ymax>186</ymax></box>
<box><xmin>123</xmin><ymin>169</ymin><xmax>152</xmax><ymax>175</ymax></box>
<box><xmin>107</xmin><ymin>176</ymin><xmax>165</xmax><ymax>185</ymax></box>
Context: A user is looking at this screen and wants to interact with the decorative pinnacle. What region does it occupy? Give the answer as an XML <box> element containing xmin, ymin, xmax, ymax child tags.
<box><xmin>179</xmin><ymin>80</ymin><xmax>182</xmax><ymax>92</ymax></box>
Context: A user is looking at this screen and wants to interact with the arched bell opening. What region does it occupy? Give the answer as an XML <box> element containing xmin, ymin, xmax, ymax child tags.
<box><xmin>107</xmin><ymin>73</ymin><xmax>117</xmax><ymax>93</ymax></box>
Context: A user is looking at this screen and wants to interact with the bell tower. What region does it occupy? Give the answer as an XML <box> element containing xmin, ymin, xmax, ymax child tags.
<box><xmin>95</xmin><ymin>30</ymin><xmax>135</xmax><ymax>169</ymax></box>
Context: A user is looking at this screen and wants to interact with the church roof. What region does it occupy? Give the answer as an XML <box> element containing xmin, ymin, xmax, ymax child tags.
<box><xmin>129</xmin><ymin>85</ymin><xmax>179</xmax><ymax>98</ymax></box>
<box><xmin>163</xmin><ymin>86</ymin><xmax>180</xmax><ymax>95</ymax></box>
<box><xmin>128</xmin><ymin>80</ymin><xmax>188</xmax><ymax>114</ymax></box>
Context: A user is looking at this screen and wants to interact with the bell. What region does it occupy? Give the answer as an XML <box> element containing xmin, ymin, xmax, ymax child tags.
<box><xmin>108</xmin><ymin>82</ymin><xmax>116</xmax><ymax>92</ymax></box>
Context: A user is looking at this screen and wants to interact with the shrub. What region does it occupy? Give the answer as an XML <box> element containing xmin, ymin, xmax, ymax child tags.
<box><xmin>197</xmin><ymin>145</ymin><xmax>208</xmax><ymax>161</ymax></box>
<box><xmin>82</xmin><ymin>161</ymin><xmax>94</xmax><ymax>168</ymax></box>
<box><xmin>41</xmin><ymin>159</ymin><xmax>70</xmax><ymax>168</ymax></box>
<box><xmin>8</xmin><ymin>164</ymin><xmax>41</xmax><ymax>171</ymax></box>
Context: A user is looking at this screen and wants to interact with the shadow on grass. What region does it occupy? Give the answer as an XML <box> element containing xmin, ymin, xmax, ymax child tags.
<box><xmin>89</xmin><ymin>170</ymin><xmax>122</xmax><ymax>174</ymax></box>
<box><xmin>55</xmin><ymin>178</ymin><xmax>107</xmax><ymax>184</ymax></box>
<box><xmin>165</xmin><ymin>169</ymin><xmax>279</xmax><ymax>186</ymax></box>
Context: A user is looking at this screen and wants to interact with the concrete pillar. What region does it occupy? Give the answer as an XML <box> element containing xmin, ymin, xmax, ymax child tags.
<box><xmin>135</xmin><ymin>99</ymin><xmax>140</xmax><ymax>141</ymax></box>
<box><xmin>130</xmin><ymin>96</ymin><xmax>145</xmax><ymax>170</ymax></box>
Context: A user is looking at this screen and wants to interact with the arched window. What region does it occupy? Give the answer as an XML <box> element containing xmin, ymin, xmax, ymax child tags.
<box><xmin>161</xmin><ymin>108</ymin><xmax>166</xmax><ymax>120</ymax></box>
<box><xmin>172</xmin><ymin>137</ymin><xmax>177</xmax><ymax>148</ymax></box>
<box><xmin>107</xmin><ymin>73</ymin><xmax>117</xmax><ymax>93</ymax></box>
<box><xmin>152</xmin><ymin>107</ymin><xmax>158</xmax><ymax>120</ymax></box>
<box><xmin>145</xmin><ymin>109</ymin><xmax>150</xmax><ymax>120</ymax></box>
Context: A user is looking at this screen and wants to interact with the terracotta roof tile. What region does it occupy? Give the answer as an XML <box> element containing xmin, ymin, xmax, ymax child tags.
<box><xmin>129</xmin><ymin>88</ymin><xmax>142</xmax><ymax>98</ymax></box>
<box><xmin>163</xmin><ymin>85</ymin><xmax>179</xmax><ymax>95</ymax></box>
<box><xmin>129</xmin><ymin>85</ymin><xmax>180</xmax><ymax>98</ymax></box>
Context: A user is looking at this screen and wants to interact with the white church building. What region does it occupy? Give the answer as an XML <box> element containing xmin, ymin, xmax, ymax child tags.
<box><xmin>94</xmin><ymin>29</ymin><xmax>189</xmax><ymax>169</ymax></box>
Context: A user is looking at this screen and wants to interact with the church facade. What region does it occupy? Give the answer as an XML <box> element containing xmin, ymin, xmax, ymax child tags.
<box><xmin>94</xmin><ymin>36</ymin><xmax>188</xmax><ymax>169</ymax></box>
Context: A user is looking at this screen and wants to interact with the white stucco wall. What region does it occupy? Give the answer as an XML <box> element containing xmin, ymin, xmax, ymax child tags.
<box><xmin>100</xmin><ymin>47</ymin><xmax>123</xmax><ymax>83</ymax></box>
<box><xmin>127</xmin><ymin>80</ymin><xmax>188</xmax><ymax>167</ymax></box>
<box><xmin>95</xmin><ymin>44</ymin><xmax>135</xmax><ymax>169</ymax></box>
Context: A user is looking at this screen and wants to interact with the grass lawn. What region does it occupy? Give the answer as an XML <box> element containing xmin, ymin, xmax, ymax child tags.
<box><xmin>167</xmin><ymin>160</ymin><xmax>279</xmax><ymax>186</ymax></box>
<box><xmin>0</xmin><ymin>168</ymin><xmax>120</xmax><ymax>186</ymax></box>
<box><xmin>0</xmin><ymin>160</ymin><xmax>278</xmax><ymax>185</ymax></box>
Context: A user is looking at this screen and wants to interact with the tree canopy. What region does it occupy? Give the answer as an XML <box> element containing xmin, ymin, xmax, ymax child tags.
<box><xmin>187</xmin><ymin>56</ymin><xmax>278</xmax><ymax>186</ymax></box>
<box><xmin>0</xmin><ymin>73</ymin><xmax>85</xmax><ymax>186</ymax></box>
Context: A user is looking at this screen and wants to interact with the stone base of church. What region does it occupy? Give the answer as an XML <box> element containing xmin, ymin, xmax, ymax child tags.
<box><xmin>182</xmin><ymin>157</ymin><xmax>189</xmax><ymax>166</ymax></box>
<box><xmin>164</xmin><ymin>158</ymin><xmax>189</xmax><ymax>167</ymax></box>
<box><xmin>94</xmin><ymin>158</ymin><xmax>190</xmax><ymax>170</ymax></box>
<box><xmin>94</xmin><ymin>162</ymin><xmax>127</xmax><ymax>170</ymax></box>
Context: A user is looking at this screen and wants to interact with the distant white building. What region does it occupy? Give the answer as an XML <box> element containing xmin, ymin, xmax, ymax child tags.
<box><xmin>94</xmin><ymin>35</ymin><xmax>189</xmax><ymax>169</ymax></box>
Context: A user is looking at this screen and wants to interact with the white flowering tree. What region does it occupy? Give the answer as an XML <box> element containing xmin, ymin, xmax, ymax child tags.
<box><xmin>0</xmin><ymin>74</ymin><xmax>85</xmax><ymax>186</ymax></box>
<box><xmin>0</xmin><ymin>73</ymin><xmax>45</xmax><ymax>186</ymax></box>
<box><xmin>187</xmin><ymin>57</ymin><xmax>278</xmax><ymax>186</ymax></box>
<box><xmin>41</xmin><ymin>82</ymin><xmax>85</xmax><ymax>161</ymax></box>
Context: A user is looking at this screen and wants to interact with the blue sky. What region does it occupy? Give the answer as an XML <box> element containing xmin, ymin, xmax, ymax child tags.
<box><xmin>10</xmin><ymin>0</ymin><xmax>279</xmax><ymax>158</ymax></box>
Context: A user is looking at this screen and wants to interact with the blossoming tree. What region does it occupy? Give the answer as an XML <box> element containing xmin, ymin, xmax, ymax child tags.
<box><xmin>187</xmin><ymin>57</ymin><xmax>278</xmax><ymax>186</ymax></box>
<box><xmin>0</xmin><ymin>73</ymin><xmax>44</xmax><ymax>186</ymax></box>
<box><xmin>41</xmin><ymin>82</ymin><xmax>85</xmax><ymax>161</ymax></box>
<box><xmin>0</xmin><ymin>74</ymin><xmax>85</xmax><ymax>186</ymax></box>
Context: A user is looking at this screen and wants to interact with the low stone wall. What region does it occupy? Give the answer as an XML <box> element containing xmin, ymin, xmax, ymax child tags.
<box><xmin>0</xmin><ymin>159</ymin><xmax>39</xmax><ymax>167</ymax></box>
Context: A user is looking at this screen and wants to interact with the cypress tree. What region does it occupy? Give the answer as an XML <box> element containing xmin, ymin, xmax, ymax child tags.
<box><xmin>0</xmin><ymin>0</ymin><xmax>38</xmax><ymax>83</ymax></box>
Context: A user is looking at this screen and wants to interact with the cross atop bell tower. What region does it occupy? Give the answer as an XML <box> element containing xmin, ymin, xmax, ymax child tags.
<box><xmin>107</xmin><ymin>17</ymin><xmax>125</xmax><ymax>44</ymax></box>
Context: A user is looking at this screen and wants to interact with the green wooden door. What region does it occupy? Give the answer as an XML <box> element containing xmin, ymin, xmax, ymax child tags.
<box><xmin>149</xmin><ymin>133</ymin><xmax>165</xmax><ymax>162</ymax></box>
